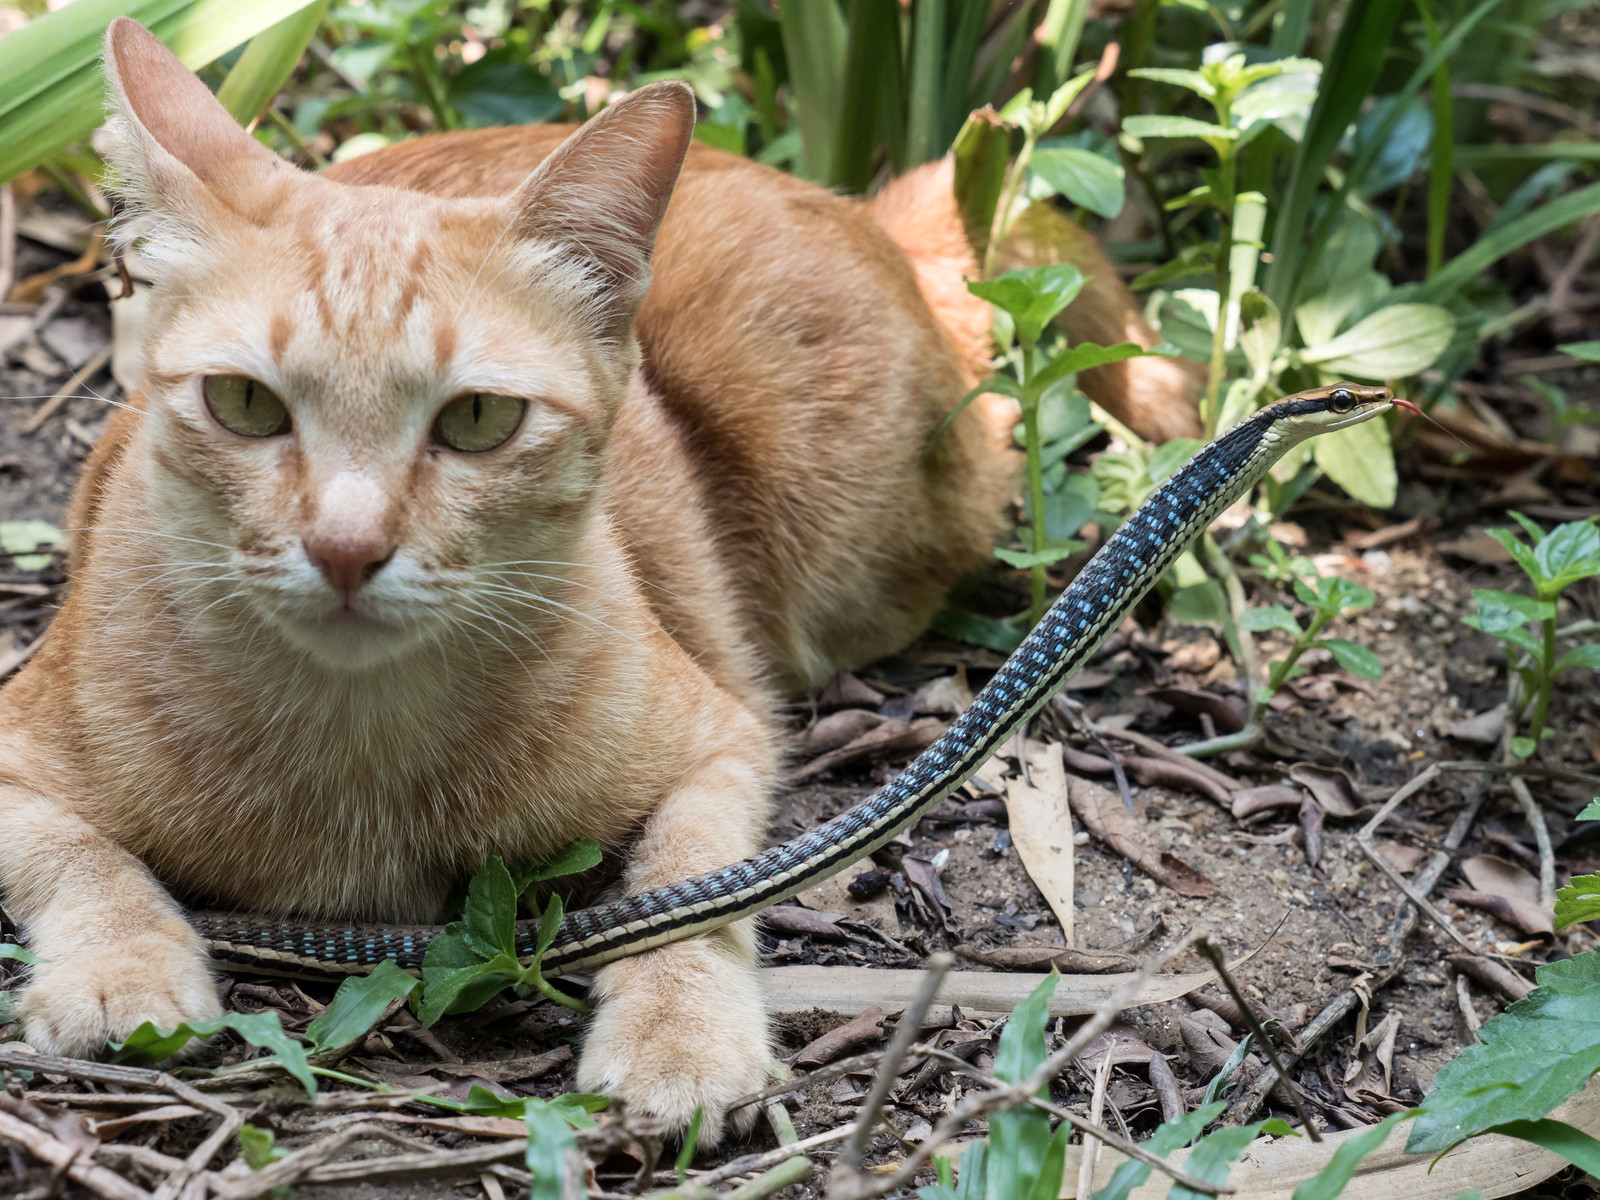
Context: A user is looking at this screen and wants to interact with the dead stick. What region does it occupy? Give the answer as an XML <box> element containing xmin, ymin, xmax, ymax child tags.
<box><xmin>1076</xmin><ymin>1046</ymin><xmax>1115</xmax><ymax>1198</ymax></box>
<box><xmin>839</xmin><ymin>952</ymin><xmax>953</xmax><ymax>1174</ymax></box>
<box><xmin>0</xmin><ymin>1108</ymin><xmax>152</xmax><ymax>1200</ymax></box>
<box><xmin>1195</xmin><ymin>937</ymin><xmax>1319</xmax><ymax>1140</ymax></box>
<box><xmin>1507</xmin><ymin>774</ymin><xmax>1556</xmax><ymax>912</ymax></box>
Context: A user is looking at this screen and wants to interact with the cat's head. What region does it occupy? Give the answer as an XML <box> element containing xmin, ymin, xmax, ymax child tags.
<box><xmin>98</xmin><ymin>18</ymin><xmax>692</xmax><ymax>670</ymax></box>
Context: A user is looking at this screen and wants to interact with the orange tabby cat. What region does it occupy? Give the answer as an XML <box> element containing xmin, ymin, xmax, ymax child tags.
<box><xmin>0</xmin><ymin>18</ymin><xmax>1193</xmax><ymax>1138</ymax></box>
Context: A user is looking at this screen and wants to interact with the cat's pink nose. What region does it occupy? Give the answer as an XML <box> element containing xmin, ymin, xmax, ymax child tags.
<box><xmin>304</xmin><ymin>537</ymin><xmax>394</xmax><ymax>598</ymax></box>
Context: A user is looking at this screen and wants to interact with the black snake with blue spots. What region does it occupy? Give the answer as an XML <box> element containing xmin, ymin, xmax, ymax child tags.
<box><xmin>192</xmin><ymin>383</ymin><xmax>1399</xmax><ymax>975</ymax></box>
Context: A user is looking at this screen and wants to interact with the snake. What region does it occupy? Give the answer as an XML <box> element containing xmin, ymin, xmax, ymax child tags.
<box><xmin>187</xmin><ymin>382</ymin><xmax>1406</xmax><ymax>977</ymax></box>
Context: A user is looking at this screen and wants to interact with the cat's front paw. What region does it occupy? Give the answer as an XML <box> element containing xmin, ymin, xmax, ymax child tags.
<box><xmin>577</xmin><ymin>941</ymin><xmax>773</xmax><ymax>1145</ymax></box>
<box><xmin>17</xmin><ymin>927</ymin><xmax>221</xmax><ymax>1057</ymax></box>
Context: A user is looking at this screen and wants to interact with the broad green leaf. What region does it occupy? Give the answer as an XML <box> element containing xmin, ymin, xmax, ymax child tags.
<box><xmin>1032</xmin><ymin>341</ymin><xmax>1158</xmax><ymax>393</ymax></box>
<box><xmin>1471</xmin><ymin>589</ymin><xmax>1555</xmax><ymax>623</ymax></box>
<box><xmin>1482</xmin><ymin>1119</ymin><xmax>1600</xmax><ymax>1178</ymax></box>
<box><xmin>932</xmin><ymin>608</ymin><xmax>1024</xmax><ymax>654</ymax></box>
<box><xmin>448</xmin><ymin>52</ymin><xmax>564</xmax><ymax>127</ymax></box>
<box><xmin>1562</xmin><ymin>342</ymin><xmax>1600</xmax><ymax>363</ymax></box>
<box><xmin>951</xmin><ymin>107</ymin><xmax>1011</xmax><ymax>256</ymax></box>
<box><xmin>1579</xmin><ymin>800</ymin><xmax>1600</xmax><ymax>821</ymax></box>
<box><xmin>1148</xmin><ymin>437</ymin><xmax>1203</xmax><ymax>485</ymax></box>
<box><xmin>513</xmin><ymin>839</ymin><xmax>603</xmax><ymax>890</ymax></box>
<box><xmin>1312</xmin><ymin>413</ymin><xmax>1396</xmax><ymax>508</ymax></box>
<box><xmin>967</xmin><ymin>265</ymin><xmax>1086</xmax><ymax>348</ymax></box>
<box><xmin>524</xmin><ymin>1099</ymin><xmax>579</xmax><ymax>1200</ymax></box>
<box><xmin>1126</xmin><ymin>67</ymin><xmax>1216</xmax><ymax>98</ymax></box>
<box><xmin>1299</xmin><ymin>303</ymin><xmax>1454</xmax><ymax>378</ymax></box>
<box><xmin>463</xmin><ymin>857</ymin><xmax>518</xmax><ymax>960</ymax></box>
<box><xmin>238</xmin><ymin>1124</ymin><xmax>286</xmax><ymax>1170</ymax></box>
<box><xmin>305</xmin><ymin>960</ymin><xmax>418</xmax><ymax>1055</ymax></box>
<box><xmin>1040</xmin><ymin>475</ymin><xmax>1099</xmax><ymax>543</ymax></box>
<box><xmin>1031</xmin><ymin>147</ymin><xmax>1124</xmax><ymax>219</ymax></box>
<box><xmin>1484</xmin><ymin>529</ymin><xmax>1544</xmax><ymax>589</ymax></box>
<box><xmin>417</xmin><ymin>952</ymin><xmax>519</xmax><ymax>1026</ymax></box>
<box><xmin>1319</xmin><ymin>638</ymin><xmax>1383</xmax><ymax>679</ymax></box>
<box><xmin>0</xmin><ymin>521</ymin><xmax>65</xmax><ymax>572</ymax></box>
<box><xmin>111</xmin><ymin>1012</ymin><xmax>315</xmax><ymax>1095</ymax></box>
<box><xmin>1530</xmin><ymin>519</ymin><xmax>1600</xmax><ymax>597</ymax></box>
<box><xmin>1122</xmin><ymin>115</ymin><xmax>1237</xmax><ymax>143</ymax></box>
<box><xmin>418</xmin><ymin>1085</ymin><xmax>603</xmax><ymax>1123</ymax></box>
<box><xmin>994</xmin><ymin>972</ymin><xmax>1058</xmax><ymax>1085</ymax></box>
<box><xmin>1555</xmin><ymin>874</ymin><xmax>1600</xmax><ymax>931</ymax></box>
<box><xmin>1091</xmin><ymin>1102</ymin><xmax>1225</xmax><ymax>1200</ymax></box>
<box><xmin>1168</xmin><ymin>1120</ymin><xmax>1270</xmax><ymax>1200</ymax></box>
<box><xmin>0</xmin><ymin>944</ymin><xmax>44</xmax><ymax>965</ymax></box>
<box><xmin>1239</xmin><ymin>605</ymin><xmax>1301</xmax><ymax>634</ymax></box>
<box><xmin>1407</xmin><ymin>952</ymin><xmax>1600</xmax><ymax>1154</ymax></box>
<box><xmin>1312</xmin><ymin>575</ymin><xmax>1376</xmax><ymax>614</ymax></box>
<box><xmin>1169</xmin><ymin>580</ymin><xmax>1227</xmax><ymax>629</ymax></box>
<box><xmin>1511</xmin><ymin>736</ymin><xmax>1538</xmax><ymax>759</ymax></box>
<box><xmin>0</xmin><ymin>0</ymin><xmax>326</xmax><ymax>186</ymax></box>
<box><xmin>1557</xmin><ymin>644</ymin><xmax>1600</xmax><ymax>674</ymax></box>
<box><xmin>1291</xmin><ymin>1111</ymin><xmax>1415</xmax><ymax>1200</ymax></box>
<box><xmin>994</xmin><ymin>544</ymin><xmax>1083</xmax><ymax>570</ymax></box>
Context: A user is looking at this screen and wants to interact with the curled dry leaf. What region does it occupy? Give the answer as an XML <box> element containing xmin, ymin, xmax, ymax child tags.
<box><xmin>1002</xmin><ymin>742</ymin><xmax>1075</xmax><ymax>943</ymax></box>
<box><xmin>789</xmin><ymin>1005</ymin><xmax>886</xmax><ymax>1069</ymax></box>
<box><xmin>902</xmin><ymin>855</ymin><xmax>958</xmax><ymax>933</ymax></box>
<box><xmin>1066</xmin><ymin>776</ymin><xmax>1220</xmax><ymax>898</ymax></box>
<box><xmin>765</xmin><ymin>904</ymin><xmax>852</xmax><ymax>942</ymax></box>
<box><xmin>1374</xmin><ymin>840</ymin><xmax>1426</xmax><ymax>874</ymax></box>
<box><xmin>1145</xmin><ymin>686</ymin><xmax>1247</xmax><ymax>733</ymax></box>
<box><xmin>788</xmin><ymin>716</ymin><xmax>944</xmax><ymax>782</ymax></box>
<box><xmin>816</xmin><ymin>671</ymin><xmax>886</xmax><ymax>711</ymax></box>
<box><xmin>1444</xmin><ymin>853</ymin><xmax>1553</xmax><ymax>935</ymax></box>
<box><xmin>1288</xmin><ymin>763</ymin><xmax>1368</xmax><ymax>817</ymax></box>
<box><xmin>1063</xmin><ymin>745</ymin><xmax>1236</xmax><ymax>808</ymax></box>
<box><xmin>1300</xmin><ymin>795</ymin><xmax>1325</xmax><ymax>868</ymax></box>
<box><xmin>1231</xmin><ymin>784</ymin><xmax>1306</xmax><ymax>820</ymax></box>
<box><xmin>790</xmin><ymin>708</ymin><xmax>888</xmax><ymax>757</ymax></box>
<box><xmin>911</xmin><ymin>668</ymin><xmax>972</xmax><ymax>715</ymax></box>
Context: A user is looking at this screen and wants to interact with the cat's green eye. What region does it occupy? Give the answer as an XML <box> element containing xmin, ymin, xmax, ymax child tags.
<box><xmin>203</xmin><ymin>374</ymin><xmax>290</xmax><ymax>438</ymax></box>
<box><xmin>433</xmin><ymin>392</ymin><xmax>527</xmax><ymax>453</ymax></box>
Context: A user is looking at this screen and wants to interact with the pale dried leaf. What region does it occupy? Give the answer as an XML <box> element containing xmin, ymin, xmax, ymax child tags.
<box><xmin>1004</xmin><ymin>741</ymin><xmax>1075</xmax><ymax>943</ymax></box>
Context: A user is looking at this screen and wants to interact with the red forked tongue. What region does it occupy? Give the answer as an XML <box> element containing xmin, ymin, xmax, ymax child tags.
<box><xmin>1390</xmin><ymin>397</ymin><xmax>1423</xmax><ymax>416</ymax></box>
<box><xmin>1389</xmin><ymin>395</ymin><xmax>1472</xmax><ymax>450</ymax></box>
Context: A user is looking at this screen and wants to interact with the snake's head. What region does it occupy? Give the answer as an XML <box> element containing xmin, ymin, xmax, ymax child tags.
<box><xmin>1265</xmin><ymin>381</ymin><xmax>1409</xmax><ymax>438</ymax></box>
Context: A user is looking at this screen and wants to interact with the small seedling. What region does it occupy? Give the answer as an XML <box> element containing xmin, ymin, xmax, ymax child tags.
<box><xmin>1461</xmin><ymin>514</ymin><xmax>1600</xmax><ymax>757</ymax></box>
<box><xmin>1239</xmin><ymin>571</ymin><xmax>1382</xmax><ymax>705</ymax></box>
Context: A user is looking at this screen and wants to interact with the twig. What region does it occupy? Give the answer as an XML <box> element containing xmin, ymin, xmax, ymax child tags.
<box><xmin>1076</xmin><ymin>1043</ymin><xmax>1114</xmax><ymax>1199</ymax></box>
<box><xmin>683</xmin><ymin>1125</ymin><xmax>854</xmax><ymax>1190</ymax></box>
<box><xmin>727</xmin><ymin>1050</ymin><xmax>887</xmax><ymax>1112</ymax></box>
<box><xmin>0</xmin><ymin>1108</ymin><xmax>152</xmax><ymax>1200</ymax></box>
<box><xmin>1507</xmin><ymin>774</ymin><xmax>1556</xmax><ymax>912</ymax></box>
<box><xmin>839</xmin><ymin>952</ymin><xmax>953</xmax><ymax>1173</ymax></box>
<box><xmin>1194</xmin><ymin>937</ymin><xmax>1319</xmax><ymax>1141</ymax></box>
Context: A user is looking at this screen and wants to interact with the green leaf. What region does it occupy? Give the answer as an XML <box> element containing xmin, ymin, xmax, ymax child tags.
<box><xmin>304</xmin><ymin>961</ymin><xmax>418</xmax><ymax>1056</ymax></box>
<box><xmin>524</xmin><ymin>1099</ymin><xmax>579</xmax><ymax>1200</ymax></box>
<box><xmin>1030</xmin><ymin>147</ymin><xmax>1124</xmax><ymax>219</ymax></box>
<box><xmin>994</xmin><ymin>972</ymin><xmax>1058</xmax><ymax>1086</ymax></box>
<box><xmin>1291</xmin><ymin>1111</ymin><xmax>1415</xmax><ymax>1200</ymax></box>
<box><xmin>1483</xmin><ymin>1119</ymin><xmax>1600</xmax><ymax>1177</ymax></box>
<box><xmin>1122</xmin><ymin>115</ymin><xmax>1238</xmax><ymax>143</ymax></box>
<box><xmin>0</xmin><ymin>521</ymin><xmax>64</xmax><ymax>572</ymax></box>
<box><xmin>776</xmin><ymin>0</ymin><xmax>846</xmax><ymax>182</ymax></box>
<box><xmin>1168</xmin><ymin>1120</ymin><xmax>1270</xmax><ymax>1200</ymax></box>
<box><xmin>513</xmin><ymin>839</ymin><xmax>603</xmax><ymax>891</ymax></box>
<box><xmin>0</xmin><ymin>944</ymin><xmax>44</xmax><ymax>965</ymax></box>
<box><xmin>1579</xmin><ymin>800</ymin><xmax>1600</xmax><ymax>821</ymax></box>
<box><xmin>1557</xmin><ymin>644</ymin><xmax>1600</xmax><ymax>674</ymax></box>
<box><xmin>1511</xmin><ymin>735</ymin><xmax>1538</xmax><ymax>758</ymax></box>
<box><xmin>676</xmin><ymin>1106</ymin><xmax>705</xmax><ymax>1181</ymax></box>
<box><xmin>1555</xmin><ymin>874</ymin><xmax>1600</xmax><ymax>932</ymax></box>
<box><xmin>1147</xmin><ymin>437</ymin><xmax>1203</xmax><ymax>485</ymax></box>
<box><xmin>932</xmin><ymin>607</ymin><xmax>1025</xmax><ymax>654</ymax></box>
<box><xmin>1091</xmin><ymin>1102</ymin><xmax>1226</xmax><ymax>1200</ymax></box>
<box><xmin>1314</xmin><ymin>576</ymin><xmax>1377</xmax><ymax>614</ymax></box>
<box><xmin>0</xmin><ymin>991</ymin><xmax>14</xmax><ymax>1024</ymax></box>
<box><xmin>0</xmin><ymin>0</ymin><xmax>327</xmax><ymax>187</ymax></box>
<box><xmin>1299</xmin><ymin>303</ymin><xmax>1454</xmax><ymax>378</ymax></box>
<box><xmin>925</xmin><ymin>376</ymin><xmax>1024</xmax><ymax>459</ymax></box>
<box><xmin>464</xmin><ymin>857</ymin><xmax>518</xmax><ymax>960</ymax></box>
<box><xmin>1312</xmin><ymin>413</ymin><xmax>1396</xmax><ymax>508</ymax></box>
<box><xmin>1471</xmin><ymin>590</ymin><xmax>1556</xmax><ymax>624</ymax></box>
<box><xmin>448</xmin><ymin>52</ymin><xmax>564</xmax><ymax>127</ymax></box>
<box><xmin>1531</xmin><ymin>519</ymin><xmax>1600</xmax><ymax>596</ymax></box>
<box><xmin>1484</xmin><ymin>528</ymin><xmax>1544</xmax><ymax>590</ymax></box>
<box><xmin>967</xmin><ymin>265</ymin><xmax>1086</xmax><ymax>348</ymax></box>
<box><xmin>1417</xmin><ymin>182</ymin><xmax>1600</xmax><ymax>305</ymax></box>
<box><xmin>1562</xmin><ymin>342</ymin><xmax>1600</xmax><ymax>363</ymax></box>
<box><xmin>111</xmin><ymin>1012</ymin><xmax>315</xmax><ymax>1095</ymax></box>
<box><xmin>239</xmin><ymin>1124</ymin><xmax>287</xmax><ymax>1170</ymax></box>
<box><xmin>1032</xmin><ymin>341</ymin><xmax>1155</xmax><ymax>393</ymax></box>
<box><xmin>1319</xmin><ymin>638</ymin><xmax>1383</xmax><ymax>679</ymax></box>
<box><xmin>1407</xmin><ymin>952</ymin><xmax>1600</xmax><ymax>1154</ymax></box>
<box><xmin>1126</xmin><ymin>67</ymin><xmax>1216</xmax><ymax>98</ymax></box>
<box><xmin>994</xmin><ymin>544</ymin><xmax>1084</xmax><ymax>570</ymax></box>
<box><xmin>1239</xmin><ymin>606</ymin><xmax>1301</xmax><ymax>635</ymax></box>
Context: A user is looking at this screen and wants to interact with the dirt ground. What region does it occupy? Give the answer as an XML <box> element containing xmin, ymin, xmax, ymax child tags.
<box><xmin>3</xmin><ymin>218</ymin><xmax>1599</xmax><ymax>1199</ymax></box>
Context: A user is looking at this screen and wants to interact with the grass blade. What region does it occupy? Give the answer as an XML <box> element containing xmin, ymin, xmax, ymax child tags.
<box><xmin>1412</xmin><ymin>180</ymin><xmax>1600</xmax><ymax>302</ymax></box>
<box><xmin>1035</xmin><ymin>0</ymin><xmax>1091</xmax><ymax>99</ymax></box>
<box><xmin>833</xmin><ymin>0</ymin><xmax>901</xmax><ymax>191</ymax></box>
<box><xmin>905</xmin><ymin>0</ymin><xmax>946</xmax><ymax>167</ymax></box>
<box><xmin>215</xmin><ymin>0</ymin><xmax>330</xmax><ymax>126</ymax></box>
<box><xmin>0</xmin><ymin>0</ymin><xmax>323</xmax><ymax>186</ymax></box>
<box><xmin>1417</xmin><ymin>0</ymin><xmax>1454</xmax><ymax>277</ymax></box>
<box><xmin>778</xmin><ymin>0</ymin><xmax>847</xmax><ymax>182</ymax></box>
<box><xmin>1270</xmin><ymin>0</ymin><xmax>1314</xmax><ymax>55</ymax></box>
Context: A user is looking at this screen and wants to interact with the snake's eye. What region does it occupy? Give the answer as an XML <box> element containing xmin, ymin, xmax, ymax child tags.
<box><xmin>1327</xmin><ymin>387</ymin><xmax>1355</xmax><ymax>413</ymax></box>
<box><xmin>433</xmin><ymin>393</ymin><xmax>527</xmax><ymax>453</ymax></box>
<box><xmin>204</xmin><ymin>375</ymin><xmax>290</xmax><ymax>438</ymax></box>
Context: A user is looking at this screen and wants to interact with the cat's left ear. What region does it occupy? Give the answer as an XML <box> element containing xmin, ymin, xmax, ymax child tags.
<box><xmin>102</xmin><ymin>18</ymin><xmax>294</xmax><ymax>265</ymax></box>
<box><xmin>508</xmin><ymin>81</ymin><xmax>695</xmax><ymax>332</ymax></box>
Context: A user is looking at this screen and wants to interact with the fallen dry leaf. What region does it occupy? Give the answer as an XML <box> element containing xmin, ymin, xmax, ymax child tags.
<box><xmin>1231</xmin><ymin>784</ymin><xmax>1305</xmax><ymax>820</ymax></box>
<box><xmin>1450</xmin><ymin>702</ymin><xmax>1507</xmax><ymax>745</ymax></box>
<box><xmin>912</xmin><ymin>668</ymin><xmax>972</xmax><ymax>715</ymax></box>
<box><xmin>1066</xmin><ymin>776</ymin><xmax>1219</xmax><ymax>898</ymax></box>
<box><xmin>790</xmin><ymin>1005</ymin><xmax>886</xmax><ymax>1068</ymax></box>
<box><xmin>902</xmin><ymin>855</ymin><xmax>958</xmax><ymax>933</ymax></box>
<box><xmin>816</xmin><ymin>670</ymin><xmax>885</xmax><ymax>711</ymax></box>
<box><xmin>788</xmin><ymin>716</ymin><xmax>944</xmax><ymax>782</ymax></box>
<box><xmin>1447</xmin><ymin>854</ymin><xmax>1552</xmax><ymax>935</ymax></box>
<box><xmin>1145</xmin><ymin>686</ymin><xmax>1246</xmax><ymax>733</ymax></box>
<box><xmin>1004</xmin><ymin>741</ymin><xmax>1075</xmax><ymax>943</ymax></box>
<box><xmin>955</xmin><ymin>944</ymin><xmax>1138</xmax><ymax>973</ymax></box>
<box><xmin>1374</xmin><ymin>841</ymin><xmax>1426</xmax><ymax>874</ymax></box>
<box><xmin>765</xmin><ymin>904</ymin><xmax>852</xmax><ymax>941</ymax></box>
<box><xmin>790</xmin><ymin>708</ymin><xmax>889</xmax><ymax>756</ymax></box>
<box><xmin>1288</xmin><ymin>763</ymin><xmax>1366</xmax><ymax>817</ymax></box>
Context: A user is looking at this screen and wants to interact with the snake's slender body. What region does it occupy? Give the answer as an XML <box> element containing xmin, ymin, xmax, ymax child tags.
<box><xmin>188</xmin><ymin>384</ymin><xmax>1395</xmax><ymax>976</ymax></box>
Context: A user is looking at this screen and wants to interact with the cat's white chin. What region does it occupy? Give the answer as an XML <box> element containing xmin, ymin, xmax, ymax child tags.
<box><xmin>271</xmin><ymin>609</ymin><xmax>425</xmax><ymax>671</ymax></box>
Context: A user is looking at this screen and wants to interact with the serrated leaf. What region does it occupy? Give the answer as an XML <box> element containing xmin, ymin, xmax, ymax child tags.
<box><xmin>111</xmin><ymin>1012</ymin><xmax>315</xmax><ymax>1095</ymax></box>
<box><xmin>1407</xmin><ymin>952</ymin><xmax>1600</xmax><ymax>1153</ymax></box>
<box><xmin>1300</xmin><ymin>303</ymin><xmax>1454</xmax><ymax>377</ymax></box>
<box><xmin>1313</xmin><ymin>412</ymin><xmax>1395</xmax><ymax>507</ymax></box>
<box><xmin>1319</xmin><ymin>638</ymin><xmax>1383</xmax><ymax>679</ymax></box>
<box><xmin>1127</xmin><ymin>67</ymin><xmax>1216</xmax><ymax>97</ymax></box>
<box><xmin>1091</xmin><ymin>1102</ymin><xmax>1226</xmax><ymax>1200</ymax></box>
<box><xmin>967</xmin><ymin>266</ymin><xmax>1086</xmax><ymax>347</ymax></box>
<box><xmin>1291</xmin><ymin>1111</ymin><xmax>1414</xmax><ymax>1200</ymax></box>
<box><xmin>1239</xmin><ymin>605</ymin><xmax>1302</xmax><ymax>634</ymax></box>
<box><xmin>513</xmin><ymin>839</ymin><xmax>603</xmax><ymax>891</ymax></box>
<box><xmin>1555</xmin><ymin>874</ymin><xmax>1600</xmax><ymax>931</ymax></box>
<box><xmin>463</xmin><ymin>857</ymin><xmax>518</xmax><ymax>960</ymax></box>
<box><xmin>305</xmin><ymin>960</ymin><xmax>418</xmax><ymax>1055</ymax></box>
<box><xmin>1031</xmin><ymin>147</ymin><xmax>1124</xmax><ymax>219</ymax></box>
<box><xmin>1486</xmin><ymin>528</ymin><xmax>1543</xmax><ymax>587</ymax></box>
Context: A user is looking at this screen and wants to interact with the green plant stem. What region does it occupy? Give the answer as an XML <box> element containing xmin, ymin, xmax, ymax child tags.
<box><xmin>1202</xmin><ymin>106</ymin><xmax>1237</xmax><ymax>437</ymax></box>
<box><xmin>1202</xmin><ymin>533</ymin><xmax>1259</xmax><ymax>711</ymax></box>
<box><xmin>984</xmin><ymin>125</ymin><xmax>1039</xmax><ymax>278</ymax></box>
<box><xmin>529</xmin><ymin>971</ymin><xmax>591</xmax><ymax>1016</ymax></box>
<box><xmin>1021</xmin><ymin>354</ymin><xmax>1049</xmax><ymax>627</ymax></box>
<box><xmin>1526</xmin><ymin>616</ymin><xmax>1557</xmax><ymax>747</ymax></box>
<box><xmin>1179</xmin><ymin>725</ymin><xmax>1261</xmax><ymax>757</ymax></box>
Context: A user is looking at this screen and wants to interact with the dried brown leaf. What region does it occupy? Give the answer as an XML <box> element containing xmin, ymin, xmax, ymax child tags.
<box><xmin>1067</xmin><ymin>776</ymin><xmax>1219</xmax><ymax>897</ymax></box>
<box><xmin>1003</xmin><ymin>742</ymin><xmax>1075</xmax><ymax>942</ymax></box>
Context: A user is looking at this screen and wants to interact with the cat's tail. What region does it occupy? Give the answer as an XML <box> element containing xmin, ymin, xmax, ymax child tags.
<box><xmin>867</xmin><ymin>157</ymin><xmax>1204</xmax><ymax>442</ymax></box>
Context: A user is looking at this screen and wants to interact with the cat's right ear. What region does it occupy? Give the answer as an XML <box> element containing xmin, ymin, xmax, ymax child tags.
<box><xmin>102</xmin><ymin>18</ymin><xmax>292</xmax><ymax>266</ymax></box>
